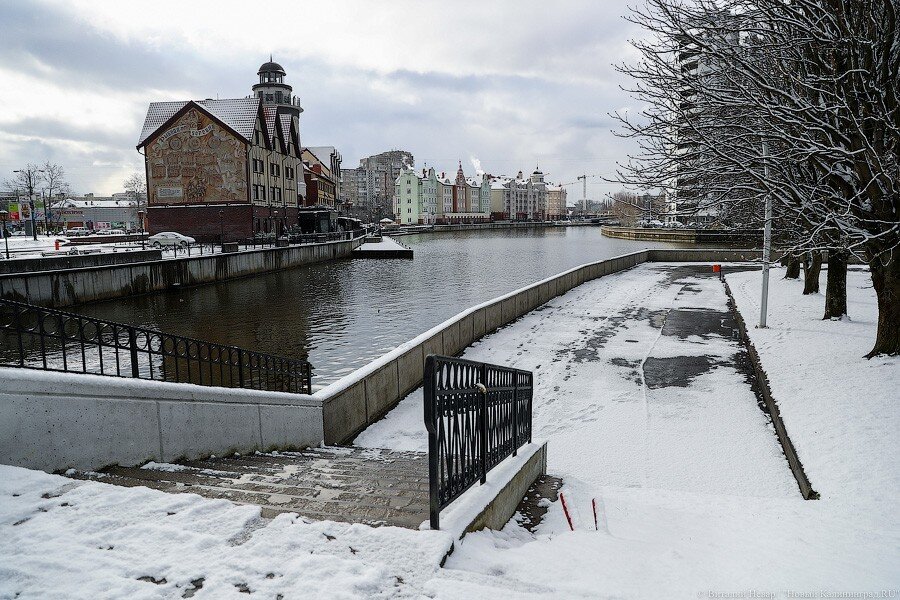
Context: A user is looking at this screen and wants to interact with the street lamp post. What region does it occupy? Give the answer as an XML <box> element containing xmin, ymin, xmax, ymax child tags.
<box><xmin>219</xmin><ymin>209</ymin><xmax>224</xmax><ymax>247</ymax></box>
<box><xmin>0</xmin><ymin>210</ymin><xmax>9</xmax><ymax>259</ymax></box>
<box><xmin>137</xmin><ymin>209</ymin><xmax>146</xmax><ymax>250</ymax></box>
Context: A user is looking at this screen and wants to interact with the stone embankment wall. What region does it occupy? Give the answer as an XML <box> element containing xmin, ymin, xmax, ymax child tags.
<box><xmin>0</xmin><ymin>369</ymin><xmax>323</xmax><ymax>472</ymax></box>
<box><xmin>602</xmin><ymin>226</ymin><xmax>762</xmax><ymax>244</ymax></box>
<box><xmin>319</xmin><ymin>248</ymin><xmax>762</xmax><ymax>444</ymax></box>
<box><xmin>0</xmin><ymin>249</ymin><xmax>162</xmax><ymax>275</ymax></box>
<box><xmin>0</xmin><ymin>247</ymin><xmax>761</xmax><ymax>472</ymax></box>
<box><xmin>0</xmin><ymin>238</ymin><xmax>361</xmax><ymax>308</ymax></box>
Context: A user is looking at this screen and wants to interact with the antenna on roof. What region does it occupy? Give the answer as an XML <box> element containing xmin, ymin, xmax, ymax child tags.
<box><xmin>270</xmin><ymin>53</ymin><xmax>273</xmax><ymax>62</ymax></box>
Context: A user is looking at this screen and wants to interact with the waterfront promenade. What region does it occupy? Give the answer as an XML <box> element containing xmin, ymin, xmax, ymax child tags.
<box><xmin>357</xmin><ymin>263</ymin><xmax>798</xmax><ymax>496</ymax></box>
<box><xmin>1</xmin><ymin>261</ymin><xmax>895</xmax><ymax>597</ymax></box>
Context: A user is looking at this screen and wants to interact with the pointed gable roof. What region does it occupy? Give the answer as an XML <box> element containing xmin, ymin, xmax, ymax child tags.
<box><xmin>279</xmin><ymin>114</ymin><xmax>296</xmax><ymax>153</ymax></box>
<box><xmin>137</xmin><ymin>97</ymin><xmax>261</xmax><ymax>147</ymax></box>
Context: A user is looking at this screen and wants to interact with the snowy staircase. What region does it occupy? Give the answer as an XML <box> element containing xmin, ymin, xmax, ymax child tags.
<box><xmin>66</xmin><ymin>446</ymin><xmax>431</xmax><ymax>529</ymax></box>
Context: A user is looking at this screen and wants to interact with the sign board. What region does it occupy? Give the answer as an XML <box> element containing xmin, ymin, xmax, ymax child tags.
<box><xmin>157</xmin><ymin>187</ymin><xmax>184</xmax><ymax>200</ymax></box>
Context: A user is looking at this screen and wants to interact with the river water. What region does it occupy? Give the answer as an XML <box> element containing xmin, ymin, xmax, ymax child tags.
<box><xmin>74</xmin><ymin>227</ymin><xmax>675</xmax><ymax>385</ymax></box>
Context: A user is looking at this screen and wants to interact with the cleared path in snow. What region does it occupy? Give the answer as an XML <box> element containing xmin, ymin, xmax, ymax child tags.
<box><xmin>356</xmin><ymin>263</ymin><xmax>798</xmax><ymax>498</ymax></box>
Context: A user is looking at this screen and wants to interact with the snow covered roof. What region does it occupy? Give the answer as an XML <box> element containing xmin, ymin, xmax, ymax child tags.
<box><xmin>53</xmin><ymin>198</ymin><xmax>139</xmax><ymax>209</ymax></box>
<box><xmin>306</xmin><ymin>146</ymin><xmax>336</xmax><ymax>162</ymax></box>
<box><xmin>137</xmin><ymin>98</ymin><xmax>262</xmax><ymax>146</ymax></box>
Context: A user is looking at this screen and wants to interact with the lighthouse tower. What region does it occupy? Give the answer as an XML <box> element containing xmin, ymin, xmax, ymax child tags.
<box><xmin>251</xmin><ymin>56</ymin><xmax>303</xmax><ymax>116</ymax></box>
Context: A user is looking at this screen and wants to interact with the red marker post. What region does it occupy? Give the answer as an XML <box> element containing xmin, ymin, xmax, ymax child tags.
<box><xmin>559</xmin><ymin>492</ymin><xmax>575</xmax><ymax>531</ymax></box>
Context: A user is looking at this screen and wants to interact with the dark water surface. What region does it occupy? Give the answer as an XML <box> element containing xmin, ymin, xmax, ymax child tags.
<box><xmin>74</xmin><ymin>228</ymin><xmax>675</xmax><ymax>385</ymax></box>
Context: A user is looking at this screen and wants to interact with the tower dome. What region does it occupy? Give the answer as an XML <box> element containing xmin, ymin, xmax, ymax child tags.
<box><xmin>251</xmin><ymin>55</ymin><xmax>302</xmax><ymax>113</ymax></box>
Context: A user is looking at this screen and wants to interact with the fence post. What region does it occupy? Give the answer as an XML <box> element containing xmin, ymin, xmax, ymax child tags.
<box><xmin>424</xmin><ymin>355</ymin><xmax>440</xmax><ymax>530</ymax></box>
<box><xmin>128</xmin><ymin>328</ymin><xmax>139</xmax><ymax>378</ymax></box>
<box><xmin>237</xmin><ymin>348</ymin><xmax>245</xmax><ymax>387</ymax></box>
<box><xmin>479</xmin><ymin>363</ymin><xmax>488</xmax><ymax>484</ymax></box>
<box><xmin>512</xmin><ymin>372</ymin><xmax>518</xmax><ymax>457</ymax></box>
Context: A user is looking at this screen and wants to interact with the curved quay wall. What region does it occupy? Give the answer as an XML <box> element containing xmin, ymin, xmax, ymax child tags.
<box><xmin>0</xmin><ymin>238</ymin><xmax>362</xmax><ymax>308</ymax></box>
<box><xmin>601</xmin><ymin>225</ymin><xmax>762</xmax><ymax>245</ymax></box>
<box><xmin>0</xmin><ymin>247</ymin><xmax>761</xmax><ymax>473</ymax></box>
<box><xmin>318</xmin><ymin>247</ymin><xmax>763</xmax><ymax>445</ymax></box>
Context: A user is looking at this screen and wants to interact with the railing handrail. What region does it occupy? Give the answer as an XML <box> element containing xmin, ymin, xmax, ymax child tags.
<box><xmin>424</xmin><ymin>354</ymin><xmax>533</xmax><ymax>530</ymax></box>
<box><xmin>0</xmin><ymin>296</ymin><xmax>313</xmax><ymax>394</ymax></box>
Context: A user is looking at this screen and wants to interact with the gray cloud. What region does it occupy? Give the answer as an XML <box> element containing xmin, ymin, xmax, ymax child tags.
<box><xmin>0</xmin><ymin>1</ymin><xmax>644</xmax><ymax>199</ymax></box>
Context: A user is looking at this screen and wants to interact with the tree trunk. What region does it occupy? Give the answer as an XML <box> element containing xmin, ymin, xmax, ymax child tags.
<box><xmin>802</xmin><ymin>252</ymin><xmax>822</xmax><ymax>294</ymax></box>
<box><xmin>784</xmin><ymin>255</ymin><xmax>801</xmax><ymax>279</ymax></box>
<box><xmin>866</xmin><ymin>254</ymin><xmax>900</xmax><ymax>357</ymax></box>
<box><xmin>823</xmin><ymin>249</ymin><xmax>848</xmax><ymax>319</ymax></box>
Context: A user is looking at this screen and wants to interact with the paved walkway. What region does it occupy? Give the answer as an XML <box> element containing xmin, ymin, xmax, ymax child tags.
<box><xmin>357</xmin><ymin>263</ymin><xmax>798</xmax><ymax>498</ymax></box>
<box><xmin>68</xmin><ymin>446</ymin><xmax>431</xmax><ymax>528</ymax></box>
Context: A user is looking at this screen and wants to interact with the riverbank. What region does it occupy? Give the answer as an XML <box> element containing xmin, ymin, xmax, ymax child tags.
<box><xmin>357</xmin><ymin>262</ymin><xmax>898</xmax><ymax>596</ymax></box>
<box><xmin>3</xmin><ymin>261</ymin><xmax>894</xmax><ymax>597</ymax></box>
<box><xmin>602</xmin><ymin>225</ymin><xmax>762</xmax><ymax>244</ymax></box>
<box><xmin>0</xmin><ymin>236</ymin><xmax>363</xmax><ymax>308</ymax></box>
<box><xmin>385</xmin><ymin>220</ymin><xmax>593</xmax><ymax>236</ymax></box>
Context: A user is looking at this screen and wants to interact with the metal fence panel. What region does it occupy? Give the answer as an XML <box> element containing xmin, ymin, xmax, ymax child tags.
<box><xmin>424</xmin><ymin>354</ymin><xmax>533</xmax><ymax>529</ymax></box>
<box><xmin>0</xmin><ymin>297</ymin><xmax>312</xmax><ymax>395</ymax></box>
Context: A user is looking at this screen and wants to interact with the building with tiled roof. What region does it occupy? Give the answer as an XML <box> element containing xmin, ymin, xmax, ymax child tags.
<box><xmin>136</xmin><ymin>60</ymin><xmax>311</xmax><ymax>241</ymax></box>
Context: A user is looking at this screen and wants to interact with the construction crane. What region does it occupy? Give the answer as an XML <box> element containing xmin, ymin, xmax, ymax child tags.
<box><xmin>559</xmin><ymin>174</ymin><xmax>600</xmax><ymax>214</ymax></box>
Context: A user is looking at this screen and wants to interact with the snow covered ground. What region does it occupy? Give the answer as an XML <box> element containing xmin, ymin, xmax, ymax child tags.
<box><xmin>359</xmin><ymin>263</ymin><xmax>899</xmax><ymax>597</ymax></box>
<box><xmin>2</xmin><ymin>263</ymin><xmax>897</xmax><ymax>598</ymax></box>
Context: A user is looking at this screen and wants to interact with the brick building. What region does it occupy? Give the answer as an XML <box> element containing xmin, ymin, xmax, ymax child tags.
<box><xmin>136</xmin><ymin>59</ymin><xmax>308</xmax><ymax>241</ymax></box>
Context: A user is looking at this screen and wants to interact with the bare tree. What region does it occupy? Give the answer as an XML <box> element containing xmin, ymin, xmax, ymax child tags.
<box><xmin>123</xmin><ymin>172</ymin><xmax>147</xmax><ymax>202</ymax></box>
<box><xmin>614</xmin><ymin>0</ymin><xmax>899</xmax><ymax>357</ymax></box>
<box><xmin>41</xmin><ymin>161</ymin><xmax>68</xmax><ymax>234</ymax></box>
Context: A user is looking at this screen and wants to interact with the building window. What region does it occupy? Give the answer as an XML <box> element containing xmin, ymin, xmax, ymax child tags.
<box><xmin>252</xmin><ymin>159</ymin><xmax>264</xmax><ymax>174</ymax></box>
<box><xmin>271</xmin><ymin>187</ymin><xmax>282</xmax><ymax>203</ymax></box>
<box><xmin>270</xmin><ymin>163</ymin><xmax>280</xmax><ymax>177</ymax></box>
<box><xmin>253</xmin><ymin>185</ymin><xmax>266</xmax><ymax>201</ymax></box>
<box><xmin>285</xmin><ymin>166</ymin><xmax>294</xmax><ymax>180</ymax></box>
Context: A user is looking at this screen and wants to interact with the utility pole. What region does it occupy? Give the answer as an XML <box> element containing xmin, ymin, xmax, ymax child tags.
<box><xmin>759</xmin><ymin>140</ymin><xmax>772</xmax><ymax>328</ymax></box>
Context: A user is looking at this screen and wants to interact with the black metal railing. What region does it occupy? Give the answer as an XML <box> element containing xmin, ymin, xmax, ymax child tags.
<box><xmin>424</xmin><ymin>354</ymin><xmax>533</xmax><ymax>529</ymax></box>
<box><xmin>0</xmin><ymin>298</ymin><xmax>312</xmax><ymax>394</ymax></box>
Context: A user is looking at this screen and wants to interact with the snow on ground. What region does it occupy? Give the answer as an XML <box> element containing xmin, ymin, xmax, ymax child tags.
<box><xmin>0</xmin><ymin>464</ymin><xmax>453</xmax><ymax>599</ymax></box>
<box><xmin>359</xmin><ymin>263</ymin><xmax>900</xmax><ymax>596</ymax></box>
<box><xmin>2</xmin><ymin>263</ymin><xmax>897</xmax><ymax>598</ymax></box>
<box><xmin>726</xmin><ymin>267</ymin><xmax>900</xmax><ymax>515</ymax></box>
<box><xmin>359</xmin><ymin>264</ymin><xmax>796</xmax><ymax>498</ymax></box>
<box><xmin>355</xmin><ymin>237</ymin><xmax>407</xmax><ymax>251</ymax></box>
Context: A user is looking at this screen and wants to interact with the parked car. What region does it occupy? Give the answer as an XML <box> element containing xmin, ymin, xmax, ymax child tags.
<box><xmin>148</xmin><ymin>232</ymin><xmax>195</xmax><ymax>248</ymax></box>
<box><xmin>105</xmin><ymin>229</ymin><xmax>126</xmax><ymax>236</ymax></box>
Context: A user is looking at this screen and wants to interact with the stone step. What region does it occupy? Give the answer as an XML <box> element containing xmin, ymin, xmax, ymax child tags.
<box><xmin>65</xmin><ymin>446</ymin><xmax>431</xmax><ymax>529</ymax></box>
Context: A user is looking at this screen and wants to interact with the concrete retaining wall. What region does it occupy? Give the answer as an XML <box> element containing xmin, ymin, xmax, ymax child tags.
<box><xmin>603</xmin><ymin>226</ymin><xmax>762</xmax><ymax>245</ymax></box>
<box><xmin>464</xmin><ymin>441</ymin><xmax>548</xmax><ymax>533</ymax></box>
<box><xmin>0</xmin><ymin>238</ymin><xmax>361</xmax><ymax>308</ymax></box>
<box><xmin>0</xmin><ymin>249</ymin><xmax>163</xmax><ymax>275</ymax></box>
<box><xmin>0</xmin><ymin>246</ymin><xmax>762</xmax><ymax>472</ymax></box>
<box><xmin>320</xmin><ymin>249</ymin><xmax>653</xmax><ymax>444</ymax></box>
<box><xmin>0</xmin><ymin>369</ymin><xmax>322</xmax><ymax>472</ymax></box>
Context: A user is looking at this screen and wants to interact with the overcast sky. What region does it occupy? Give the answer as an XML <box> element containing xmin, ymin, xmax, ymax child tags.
<box><xmin>0</xmin><ymin>0</ymin><xmax>645</xmax><ymax>201</ymax></box>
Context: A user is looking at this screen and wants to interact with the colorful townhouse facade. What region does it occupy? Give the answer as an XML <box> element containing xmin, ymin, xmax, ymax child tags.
<box><xmin>393</xmin><ymin>163</ymin><xmax>559</xmax><ymax>225</ymax></box>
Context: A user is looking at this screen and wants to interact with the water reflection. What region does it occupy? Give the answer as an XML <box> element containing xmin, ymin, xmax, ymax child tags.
<box><xmin>74</xmin><ymin>228</ymin><xmax>675</xmax><ymax>384</ymax></box>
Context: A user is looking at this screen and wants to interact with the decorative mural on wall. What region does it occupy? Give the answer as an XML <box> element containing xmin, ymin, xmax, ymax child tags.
<box><xmin>147</xmin><ymin>108</ymin><xmax>246</xmax><ymax>206</ymax></box>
